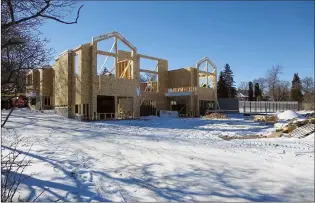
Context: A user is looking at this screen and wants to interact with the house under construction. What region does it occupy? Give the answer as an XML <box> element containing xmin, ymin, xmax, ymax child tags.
<box><xmin>26</xmin><ymin>31</ymin><xmax>218</xmax><ymax>120</ymax></box>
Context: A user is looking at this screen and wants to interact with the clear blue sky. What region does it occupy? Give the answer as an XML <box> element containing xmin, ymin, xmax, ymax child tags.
<box><xmin>40</xmin><ymin>1</ymin><xmax>314</xmax><ymax>86</ymax></box>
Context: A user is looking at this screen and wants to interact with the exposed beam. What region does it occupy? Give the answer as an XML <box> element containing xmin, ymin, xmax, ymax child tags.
<box><xmin>140</xmin><ymin>69</ymin><xmax>158</xmax><ymax>74</ymax></box>
<box><xmin>114</xmin><ymin>37</ymin><xmax>118</xmax><ymax>77</ymax></box>
<box><xmin>206</xmin><ymin>61</ymin><xmax>208</xmax><ymax>87</ymax></box>
<box><xmin>92</xmin><ymin>31</ymin><xmax>136</xmax><ymax>52</ymax></box>
<box><xmin>120</xmin><ymin>60</ymin><xmax>131</xmax><ymax>78</ymax></box>
<box><xmin>198</xmin><ymin>70</ymin><xmax>215</xmax><ymax>76</ymax></box>
<box><xmin>199</xmin><ymin>75</ymin><xmax>215</xmax><ymax>78</ymax></box>
<box><xmin>196</xmin><ymin>57</ymin><xmax>217</xmax><ymax>70</ymax></box>
<box><xmin>138</xmin><ymin>54</ymin><xmax>161</xmax><ymax>61</ymax></box>
<box><xmin>72</xmin><ymin>45</ymin><xmax>82</xmax><ymax>52</ymax></box>
<box><xmin>96</xmin><ymin>50</ymin><xmax>116</xmax><ymax>57</ymax></box>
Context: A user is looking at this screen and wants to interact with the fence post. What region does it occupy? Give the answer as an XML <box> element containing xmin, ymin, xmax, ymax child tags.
<box><xmin>265</xmin><ymin>101</ymin><xmax>267</xmax><ymax>115</ymax></box>
<box><xmin>243</xmin><ymin>101</ymin><xmax>245</xmax><ymax>113</ymax></box>
<box><xmin>249</xmin><ymin>101</ymin><xmax>251</xmax><ymax>113</ymax></box>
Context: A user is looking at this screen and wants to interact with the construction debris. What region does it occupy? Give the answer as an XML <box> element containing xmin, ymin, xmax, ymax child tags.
<box><xmin>254</xmin><ymin>115</ymin><xmax>278</xmax><ymax>124</ymax></box>
<box><xmin>290</xmin><ymin>123</ymin><xmax>315</xmax><ymax>138</ymax></box>
<box><xmin>303</xmin><ymin>112</ymin><xmax>315</xmax><ymax>119</ymax></box>
<box><xmin>204</xmin><ymin>113</ymin><xmax>228</xmax><ymax>119</ymax></box>
<box><xmin>282</xmin><ymin>125</ymin><xmax>296</xmax><ymax>134</ymax></box>
<box><xmin>271</xmin><ymin>114</ymin><xmax>315</xmax><ymax>138</ymax></box>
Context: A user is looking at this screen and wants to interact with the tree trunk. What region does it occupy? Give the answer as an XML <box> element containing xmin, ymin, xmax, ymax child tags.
<box><xmin>1</xmin><ymin>95</ymin><xmax>19</xmax><ymax>128</ymax></box>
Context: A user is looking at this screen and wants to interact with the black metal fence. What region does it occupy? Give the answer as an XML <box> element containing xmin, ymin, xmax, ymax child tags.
<box><xmin>239</xmin><ymin>101</ymin><xmax>299</xmax><ymax>113</ymax></box>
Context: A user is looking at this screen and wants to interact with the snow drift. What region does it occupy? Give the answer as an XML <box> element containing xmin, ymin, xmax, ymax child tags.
<box><xmin>277</xmin><ymin>110</ymin><xmax>299</xmax><ymax>120</ymax></box>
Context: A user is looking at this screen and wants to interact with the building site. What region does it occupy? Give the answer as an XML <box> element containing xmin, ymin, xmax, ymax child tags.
<box><xmin>25</xmin><ymin>31</ymin><xmax>218</xmax><ymax>120</ymax></box>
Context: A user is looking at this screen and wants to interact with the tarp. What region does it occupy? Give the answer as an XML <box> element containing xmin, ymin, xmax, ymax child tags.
<box><xmin>165</xmin><ymin>92</ymin><xmax>192</xmax><ymax>97</ymax></box>
<box><xmin>160</xmin><ymin>110</ymin><xmax>178</xmax><ymax>118</ymax></box>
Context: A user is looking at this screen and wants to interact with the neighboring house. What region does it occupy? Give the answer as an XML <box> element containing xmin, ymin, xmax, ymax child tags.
<box><xmin>27</xmin><ymin>31</ymin><xmax>218</xmax><ymax>120</ymax></box>
<box><xmin>237</xmin><ymin>90</ymin><xmax>248</xmax><ymax>101</ymax></box>
<box><xmin>237</xmin><ymin>89</ymin><xmax>274</xmax><ymax>101</ymax></box>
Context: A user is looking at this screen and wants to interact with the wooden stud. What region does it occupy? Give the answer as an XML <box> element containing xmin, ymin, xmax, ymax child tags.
<box><xmin>114</xmin><ymin>37</ymin><xmax>118</xmax><ymax>77</ymax></box>
<box><xmin>97</xmin><ymin>50</ymin><xmax>116</xmax><ymax>57</ymax></box>
<box><xmin>138</xmin><ymin>54</ymin><xmax>161</xmax><ymax>61</ymax></box>
<box><xmin>139</xmin><ymin>69</ymin><xmax>158</xmax><ymax>74</ymax></box>
<box><xmin>206</xmin><ymin>61</ymin><xmax>208</xmax><ymax>88</ymax></box>
<box><xmin>120</xmin><ymin>60</ymin><xmax>131</xmax><ymax>78</ymax></box>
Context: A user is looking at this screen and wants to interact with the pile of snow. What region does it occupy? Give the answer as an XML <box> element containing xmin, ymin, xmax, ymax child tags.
<box><xmin>277</xmin><ymin>110</ymin><xmax>299</xmax><ymax>120</ymax></box>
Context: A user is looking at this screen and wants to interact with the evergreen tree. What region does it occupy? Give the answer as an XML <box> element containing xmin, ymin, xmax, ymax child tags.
<box><xmin>291</xmin><ymin>73</ymin><xmax>303</xmax><ymax>102</ymax></box>
<box><xmin>254</xmin><ymin>83</ymin><xmax>261</xmax><ymax>100</ymax></box>
<box><xmin>101</xmin><ymin>66</ymin><xmax>110</xmax><ymax>75</ymax></box>
<box><xmin>217</xmin><ymin>71</ymin><xmax>229</xmax><ymax>98</ymax></box>
<box><xmin>223</xmin><ymin>64</ymin><xmax>237</xmax><ymax>98</ymax></box>
<box><xmin>248</xmin><ymin>81</ymin><xmax>254</xmax><ymax>101</ymax></box>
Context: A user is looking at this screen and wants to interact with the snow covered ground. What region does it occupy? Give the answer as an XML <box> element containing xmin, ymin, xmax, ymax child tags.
<box><xmin>1</xmin><ymin>108</ymin><xmax>314</xmax><ymax>202</ymax></box>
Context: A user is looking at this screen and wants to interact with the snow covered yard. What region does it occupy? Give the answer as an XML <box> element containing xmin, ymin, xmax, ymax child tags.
<box><xmin>1</xmin><ymin>108</ymin><xmax>314</xmax><ymax>202</ymax></box>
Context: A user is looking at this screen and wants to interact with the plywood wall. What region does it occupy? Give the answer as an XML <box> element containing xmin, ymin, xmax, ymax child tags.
<box><xmin>54</xmin><ymin>52</ymin><xmax>73</xmax><ymax>107</ymax></box>
<box><xmin>197</xmin><ymin>87</ymin><xmax>216</xmax><ymax>101</ymax></box>
<box><xmin>167</xmin><ymin>67</ymin><xmax>197</xmax><ymax>88</ymax></box>
<box><xmin>117</xmin><ymin>60</ymin><xmax>131</xmax><ymax>79</ymax></box>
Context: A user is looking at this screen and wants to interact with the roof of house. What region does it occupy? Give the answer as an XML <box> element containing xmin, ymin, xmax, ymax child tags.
<box><xmin>237</xmin><ymin>90</ymin><xmax>248</xmax><ymax>97</ymax></box>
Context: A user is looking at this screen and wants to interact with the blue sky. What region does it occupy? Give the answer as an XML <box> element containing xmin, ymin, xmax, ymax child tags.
<box><xmin>40</xmin><ymin>1</ymin><xmax>314</xmax><ymax>86</ymax></box>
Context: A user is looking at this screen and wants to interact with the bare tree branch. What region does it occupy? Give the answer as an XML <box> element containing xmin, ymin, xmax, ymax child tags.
<box><xmin>237</xmin><ymin>81</ymin><xmax>249</xmax><ymax>91</ymax></box>
<box><xmin>39</xmin><ymin>5</ymin><xmax>83</xmax><ymax>25</ymax></box>
<box><xmin>2</xmin><ymin>1</ymin><xmax>84</xmax><ymax>30</ymax></box>
<box><xmin>2</xmin><ymin>0</ymin><xmax>51</xmax><ymax>29</ymax></box>
<box><xmin>6</xmin><ymin>0</ymin><xmax>15</xmax><ymax>23</ymax></box>
<box><xmin>1</xmin><ymin>39</ymin><xmax>25</xmax><ymax>49</ymax></box>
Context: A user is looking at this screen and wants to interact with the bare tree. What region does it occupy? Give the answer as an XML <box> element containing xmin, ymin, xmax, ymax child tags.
<box><xmin>266</xmin><ymin>65</ymin><xmax>283</xmax><ymax>100</ymax></box>
<box><xmin>237</xmin><ymin>81</ymin><xmax>248</xmax><ymax>91</ymax></box>
<box><xmin>302</xmin><ymin>77</ymin><xmax>314</xmax><ymax>93</ymax></box>
<box><xmin>1</xmin><ymin>129</ymin><xmax>52</xmax><ymax>202</ymax></box>
<box><xmin>253</xmin><ymin>77</ymin><xmax>267</xmax><ymax>95</ymax></box>
<box><xmin>1</xmin><ymin>1</ymin><xmax>85</xmax><ymax>201</ymax></box>
<box><xmin>1</xmin><ymin>129</ymin><xmax>31</xmax><ymax>202</ymax></box>
<box><xmin>1</xmin><ymin>0</ymin><xmax>84</xmax><ymax>95</ymax></box>
<box><xmin>274</xmin><ymin>80</ymin><xmax>290</xmax><ymax>101</ymax></box>
<box><xmin>302</xmin><ymin>77</ymin><xmax>315</xmax><ymax>104</ymax></box>
<box><xmin>140</xmin><ymin>72</ymin><xmax>157</xmax><ymax>82</ymax></box>
<box><xmin>1</xmin><ymin>30</ymin><xmax>53</xmax><ymax>95</ymax></box>
<box><xmin>1</xmin><ymin>0</ymin><xmax>84</xmax><ymax>127</ymax></box>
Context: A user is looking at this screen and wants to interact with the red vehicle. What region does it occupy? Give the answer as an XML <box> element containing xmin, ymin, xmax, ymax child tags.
<box><xmin>11</xmin><ymin>95</ymin><xmax>27</xmax><ymax>108</ymax></box>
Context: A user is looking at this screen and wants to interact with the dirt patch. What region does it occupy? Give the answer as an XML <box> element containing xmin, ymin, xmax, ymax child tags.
<box><xmin>220</xmin><ymin>134</ymin><xmax>267</xmax><ymax>141</ymax></box>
